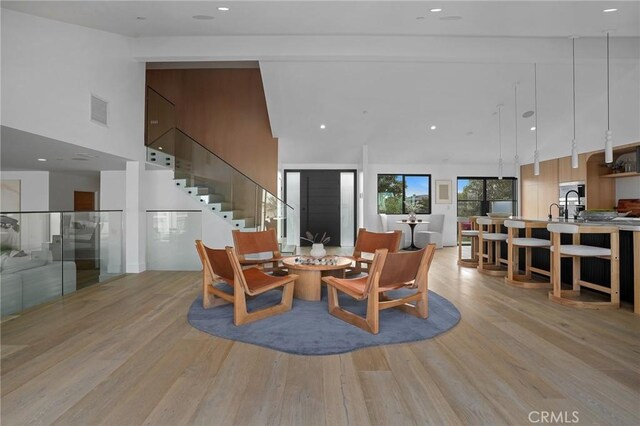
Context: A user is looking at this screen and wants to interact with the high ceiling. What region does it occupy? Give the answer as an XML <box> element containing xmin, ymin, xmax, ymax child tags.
<box><xmin>1</xmin><ymin>1</ymin><xmax>638</xmax><ymax>166</ymax></box>
<box><xmin>2</xmin><ymin>1</ymin><xmax>638</xmax><ymax>38</ymax></box>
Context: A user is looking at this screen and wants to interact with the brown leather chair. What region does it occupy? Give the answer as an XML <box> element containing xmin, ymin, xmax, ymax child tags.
<box><xmin>195</xmin><ymin>240</ymin><xmax>297</xmax><ymax>325</ymax></box>
<box><xmin>348</xmin><ymin>228</ymin><xmax>403</xmax><ymax>276</ymax></box>
<box><xmin>232</xmin><ymin>229</ymin><xmax>288</xmax><ymax>274</ymax></box>
<box><xmin>322</xmin><ymin>244</ymin><xmax>436</xmax><ymax>334</ymax></box>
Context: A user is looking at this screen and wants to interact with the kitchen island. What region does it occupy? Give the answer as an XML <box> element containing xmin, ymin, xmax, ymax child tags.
<box><xmin>502</xmin><ymin>217</ymin><xmax>639</xmax><ymax>313</ymax></box>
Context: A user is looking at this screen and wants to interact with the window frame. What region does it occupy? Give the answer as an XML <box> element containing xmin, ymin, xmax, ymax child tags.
<box><xmin>377</xmin><ymin>174</ymin><xmax>432</xmax><ymax>215</ymax></box>
<box><xmin>456</xmin><ymin>176</ymin><xmax>518</xmax><ymax>217</ymax></box>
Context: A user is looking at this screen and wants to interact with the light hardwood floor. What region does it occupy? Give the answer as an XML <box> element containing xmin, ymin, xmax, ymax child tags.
<box><xmin>1</xmin><ymin>247</ymin><xmax>639</xmax><ymax>425</ymax></box>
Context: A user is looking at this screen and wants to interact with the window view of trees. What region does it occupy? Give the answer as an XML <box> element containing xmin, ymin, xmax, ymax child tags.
<box><xmin>457</xmin><ymin>177</ymin><xmax>517</xmax><ymax>217</ymax></box>
<box><xmin>377</xmin><ymin>174</ymin><xmax>431</xmax><ymax>214</ymax></box>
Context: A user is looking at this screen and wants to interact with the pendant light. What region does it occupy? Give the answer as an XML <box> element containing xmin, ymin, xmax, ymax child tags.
<box><xmin>533</xmin><ymin>63</ymin><xmax>540</xmax><ymax>176</ymax></box>
<box><xmin>604</xmin><ymin>31</ymin><xmax>613</xmax><ymax>163</ymax></box>
<box><xmin>497</xmin><ymin>104</ymin><xmax>503</xmax><ymax>180</ymax></box>
<box><xmin>570</xmin><ymin>36</ymin><xmax>579</xmax><ymax>168</ymax></box>
<box><xmin>514</xmin><ymin>83</ymin><xmax>520</xmax><ymax>175</ymax></box>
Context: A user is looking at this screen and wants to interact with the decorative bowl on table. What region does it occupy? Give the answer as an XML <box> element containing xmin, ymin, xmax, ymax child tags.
<box><xmin>487</xmin><ymin>212</ymin><xmax>511</xmax><ymax>218</ymax></box>
<box><xmin>578</xmin><ymin>210</ymin><xmax>618</xmax><ymax>221</ymax></box>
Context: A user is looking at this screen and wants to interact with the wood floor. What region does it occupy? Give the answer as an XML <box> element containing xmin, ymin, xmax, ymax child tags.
<box><xmin>1</xmin><ymin>247</ymin><xmax>639</xmax><ymax>425</ymax></box>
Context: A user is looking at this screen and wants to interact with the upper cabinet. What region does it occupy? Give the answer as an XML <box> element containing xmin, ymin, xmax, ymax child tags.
<box><xmin>558</xmin><ymin>153</ymin><xmax>587</xmax><ymax>183</ymax></box>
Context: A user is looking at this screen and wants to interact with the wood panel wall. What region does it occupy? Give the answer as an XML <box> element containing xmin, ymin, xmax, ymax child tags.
<box><xmin>521</xmin><ymin>144</ymin><xmax>638</xmax><ymax>217</ymax></box>
<box><xmin>146</xmin><ymin>69</ymin><xmax>278</xmax><ymax>194</ymax></box>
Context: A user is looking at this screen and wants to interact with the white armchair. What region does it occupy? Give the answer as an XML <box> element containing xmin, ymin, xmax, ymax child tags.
<box><xmin>415</xmin><ymin>214</ymin><xmax>444</xmax><ymax>249</ymax></box>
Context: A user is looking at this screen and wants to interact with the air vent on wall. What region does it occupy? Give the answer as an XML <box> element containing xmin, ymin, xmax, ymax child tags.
<box><xmin>91</xmin><ymin>94</ymin><xmax>108</xmax><ymax>126</ymax></box>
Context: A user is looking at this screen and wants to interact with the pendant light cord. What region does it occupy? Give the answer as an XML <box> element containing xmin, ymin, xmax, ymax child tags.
<box><xmin>606</xmin><ymin>31</ymin><xmax>610</xmax><ymax>131</ymax></box>
<box><xmin>498</xmin><ymin>106</ymin><xmax>502</xmax><ymax>158</ymax></box>
<box><xmin>572</xmin><ymin>38</ymin><xmax>576</xmax><ymax>140</ymax></box>
<box><xmin>514</xmin><ymin>84</ymin><xmax>518</xmax><ymax>156</ymax></box>
<box><xmin>534</xmin><ymin>63</ymin><xmax>538</xmax><ymax>150</ymax></box>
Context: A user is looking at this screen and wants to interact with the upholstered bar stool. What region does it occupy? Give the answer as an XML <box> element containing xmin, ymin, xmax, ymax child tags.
<box><xmin>457</xmin><ymin>217</ymin><xmax>479</xmax><ymax>267</ymax></box>
<box><xmin>504</xmin><ymin>220</ymin><xmax>551</xmax><ymax>288</ymax></box>
<box><xmin>476</xmin><ymin>216</ymin><xmax>508</xmax><ymax>276</ymax></box>
<box><xmin>547</xmin><ymin>223</ymin><xmax>619</xmax><ymax>309</ymax></box>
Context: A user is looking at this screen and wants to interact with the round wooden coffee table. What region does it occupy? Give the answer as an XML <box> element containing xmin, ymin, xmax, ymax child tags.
<box><xmin>282</xmin><ymin>256</ymin><xmax>352</xmax><ymax>301</ymax></box>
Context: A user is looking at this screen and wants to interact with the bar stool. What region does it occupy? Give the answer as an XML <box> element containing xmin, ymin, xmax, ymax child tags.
<box><xmin>476</xmin><ymin>217</ymin><xmax>508</xmax><ymax>276</ymax></box>
<box><xmin>457</xmin><ymin>217</ymin><xmax>479</xmax><ymax>267</ymax></box>
<box><xmin>504</xmin><ymin>220</ymin><xmax>551</xmax><ymax>288</ymax></box>
<box><xmin>547</xmin><ymin>223</ymin><xmax>619</xmax><ymax>309</ymax></box>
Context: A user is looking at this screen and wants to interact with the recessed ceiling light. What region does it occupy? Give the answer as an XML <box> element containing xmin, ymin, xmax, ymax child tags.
<box><xmin>192</xmin><ymin>15</ymin><xmax>215</xmax><ymax>20</ymax></box>
<box><xmin>430</xmin><ymin>125</ymin><xmax>437</xmax><ymax>130</ymax></box>
<box><xmin>530</xmin><ymin>126</ymin><xmax>536</xmax><ymax>131</ymax></box>
<box><xmin>37</xmin><ymin>158</ymin><xmax>47</xmax><ymax>162</ymax></box>
<box><xmin>217</xmin><ymin>7</ymin><xmax>229</xmax><ymax>11</ymax></box>
<box><xmin>522</xmin><ymin>110</ymin><xmax>534</xmax><ymax>118</ymax></box>
<box><xmin>603</xmin><ymin>8</ymin><xmax>618</xmax><ymax>13</ymax></box>
<box><xmin>136</xmin><ymin>16</ymin><xmax>146</xmax><ymax>20</ymax></box>
<box><xmin>320</xmin><ymin>124</ymin><xmax>326</xmax><ymax>130</ymax></box>
<box><xmin>430</xmin><ymin>8</ymin><xmax>443</xmax><ymax>12</ymax></box>
<box><xmin>158</xmin><ymin>146</ymin><xmax>163</xmax><ymax>150</ymax></box>
<box><xmin>416</xmin><ymin>16</ymin><xmax>425</xmax><ymax>20</ymax></box>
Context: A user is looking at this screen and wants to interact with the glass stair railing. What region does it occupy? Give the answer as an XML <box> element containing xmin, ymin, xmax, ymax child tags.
<box><xmin>145</xmin><ymin>86</ymin><xmax>293</xmax><ymax>238</ymax></box>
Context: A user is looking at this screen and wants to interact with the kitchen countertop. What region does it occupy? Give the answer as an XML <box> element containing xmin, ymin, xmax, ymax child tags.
<box><xmin>511</xmin><ymin>217</ymin><xmax>640</xmax><ymax>232</ymax></box>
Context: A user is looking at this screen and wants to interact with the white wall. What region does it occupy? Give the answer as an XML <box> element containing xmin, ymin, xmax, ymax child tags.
<box><xmin>1</xmin><ymin>9</ymin><xmax>146</xmax><ymax>162</ymax></box>
<box><xmin>616</xmin><ymin>176</ymin><xmax>640</xmax><ymax>204</ymax></box>
<box><xmin>366</xmin><ymin>163</ymin><xmax>507</xmax><ymax>247</ymax></box>
<box><xmin>100</xmin><ymin>171</ymin><xmax>126</xmax><ymax>210</ymax></box>
<box><xmin>0</xmin><ymin>171</ymin><xmax>49</xmax><ymax>211</ymax></box>
<box><xmin>49</xmin><ymin>172</ymin><xmax>100</xmax><ymax>211</ymax></box>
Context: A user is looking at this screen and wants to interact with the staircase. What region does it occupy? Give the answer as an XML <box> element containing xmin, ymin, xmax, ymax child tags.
<box><xmin>145</xmin><ymin>85</ymin><xmax>291</xmax><ymax>234</ymax></box>
<box><xmin>148</xmin><ymin>147</ymin><xmax>258</xmax><ymax>231</ymax></box>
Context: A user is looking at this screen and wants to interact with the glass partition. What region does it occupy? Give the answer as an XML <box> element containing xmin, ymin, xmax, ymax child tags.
<box><xmin>146</xmin><ymin>211</ymin><xmax>202</xmax><ymax>271</ymax></box>
<box><xmin>1</xmin><ymin>211</ymin><xmax>123</xmax><ymax>316</ymax></box>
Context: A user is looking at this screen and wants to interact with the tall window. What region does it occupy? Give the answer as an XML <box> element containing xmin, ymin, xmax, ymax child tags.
<box><xmin>457</xmin><ymin>177</ymin><xmax>517</xmax><ymax>217</ymax></box>
<box><xmin>377</xmin><ymin>174</ymin><xmax>431</xmax><ymax>214</ymax></box>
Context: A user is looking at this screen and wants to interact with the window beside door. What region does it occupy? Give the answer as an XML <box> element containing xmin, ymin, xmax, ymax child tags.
<box><xmin>457</xmin><ymin>177</ymin><xmax>517</xmax><ymax>217</ymax></box>
<box><xmin>377</xmin><ymin>174</ymin><xmax>431</xmax><ymax>214</ymax></box>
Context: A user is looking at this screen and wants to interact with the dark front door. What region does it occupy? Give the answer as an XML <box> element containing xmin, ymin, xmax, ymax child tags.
<box><xmin>300</xmin><ymin>170</ymin><xmax>341</xmax><ymax>246</ymax></box>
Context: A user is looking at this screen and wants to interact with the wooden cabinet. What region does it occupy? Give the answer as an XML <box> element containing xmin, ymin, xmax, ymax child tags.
<box><xmin>586</xmin><ymin>151</ymin><xmax>616</xmax><ymax>210</ymax></box>
<box><xmin>520</xmin><ymin>163</ymin><xmax>538</xmax><ymax>218</ymax></box>
<box><xmin>520</xmin><ymin>159</ymin><xmax>558</xmax><ymax>218</ymax></box>
<box><xmin>521</xmin><ymin>144</ymin><xmax>638</xmax><ymax>217</ymax></box>
<box><xmin>558</xmin><ymin>154</ymin><xmax>587</xmax><ymax>183</ymax></box>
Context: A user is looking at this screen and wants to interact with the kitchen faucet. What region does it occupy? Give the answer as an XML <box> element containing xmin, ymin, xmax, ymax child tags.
<box><xmin>548</xmin><ymin>203</ymin><xmax>561</xmax><ymax>220</ymax></box>
<box><xmin>564</xmin><ymin>190</ymin><xmax>581</xmax><ymax>220</ymax></box>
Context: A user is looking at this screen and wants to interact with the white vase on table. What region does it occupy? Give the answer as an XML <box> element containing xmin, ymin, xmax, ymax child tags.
<box><xmin>310</xmin><ymin>243</ymin><xmax>326</xmax><ymax>259</ymax></box>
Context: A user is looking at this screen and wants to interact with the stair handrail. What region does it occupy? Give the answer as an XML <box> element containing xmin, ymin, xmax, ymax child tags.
<box><xmin>146</xmin><ymin>86</ymin><xmax>293</xmax><ymax>211</ymax></box>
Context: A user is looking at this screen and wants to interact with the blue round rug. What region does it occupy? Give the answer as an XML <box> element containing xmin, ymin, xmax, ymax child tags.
<box><xmin>187</xmin><ymin>285</ymin><xmax>461</xmax><ymax>356</ymax></box>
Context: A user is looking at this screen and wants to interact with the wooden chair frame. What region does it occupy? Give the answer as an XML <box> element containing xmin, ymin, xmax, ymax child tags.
<box><xmin>547</xmin><ymin>225</ymin><xmax>619</xmax><ymax>309</ymax></box>
<box><xmin>195</xmin><ymin>240</ymin><xmax>297</xmax><ymax>325</ymax></box>
<box><xmin>323</xmin><ymin>244</ymin><xmax>436</xmax><ymax>334</ymax></box>
<box><xmin>477</xmin><ymin>218</ymin><xmax>508</xmax><ymax>276</ymax></box>
<box><xmin>347</xmin><ymin>228</ymin><xmax>403</xmax><ymax>276</ymax></box>
<box><xmin>457</xmin><ymin>217</ymin><xmax>479</xmax><ymax>268</ymax></box>
<box><xmin>505</xmin><ymin>220</ymin><xmax>552</xmax><ymax>289</ymax></box>
<box><xmin>231</xmin><ymin>229</ymin><xmax>287</xmax><ymax>273</ymax></box>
